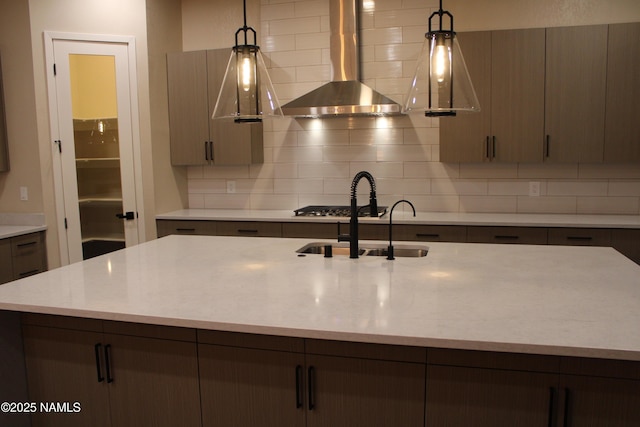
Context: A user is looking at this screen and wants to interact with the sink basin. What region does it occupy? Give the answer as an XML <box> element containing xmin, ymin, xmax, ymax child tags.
<box><xmin>296</xmin><ymin>242</ymin><xmax>428</xmax><ymax>258</ymax></box>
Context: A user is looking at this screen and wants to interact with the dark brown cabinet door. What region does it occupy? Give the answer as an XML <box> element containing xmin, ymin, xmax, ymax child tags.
<box><xmin>426</xmin><ymin>365</ymin><xmax>556</xmax><ymax>427</ymax></box>
<box><xmin>560</xmin><ymin>374</ymin><xmax>640</xmax><ymax>427</ymax></box>
<box><xmin>305</xmin><ymin>354</ymin><xmax>425</xmax><ymax>427</ymax></box>
<box><xmin>199</xmin><ymin>344</ymin><xmax>306</xmax><ymax>427</ymax></box>
<box><xmin>22</xmin><ymin>325</ymin><xmax>111</xmax><ymax>427</ymax></box>
<box><xmin>105</xmin><ymin>333</ymin><xmax>201</xmax><ymax>427</ymax></box>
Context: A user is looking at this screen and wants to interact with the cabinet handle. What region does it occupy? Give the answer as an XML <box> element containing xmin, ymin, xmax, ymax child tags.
<box><xmin>105</xmin><ymin>344</ymin><xmax>114</xmax><ymax>383</ymax></box>
<box><xmin>94</xmin><ymin>343</ymin><xmax>104</xmax><ymax>383</ymax></box>
<box><xmin>175</xmin><ymin>228</ymin><xmax>196</xmax><ymax>232</ymax></box>
<box><xmin>492</xmin><ymin>136</ymin><xmax>496</xmax><ymax>159</ymax></box>
<box><xmin>237</xmin><ymin>229</ymin><xmax>258</xmax><ymax>234</ymax></box>
<box><xmin>545</xmin><ymin>135</ymin><xmax>551</xmax><ymax>158</ymax></box>
<box><xmin>485</xmin><ymin>136</ymin><xmax>491</xmax><ymax>159</ymax></box>
<box><xmin>416</xmin><ymin>233</ymin><xmax>440</xmax><ymax>239</ymax></box>
<box><xmin>563</xmin><ymin>388</ymin><xmax>572</xmax><ymax>427</ymax></box>
<box><xmin>204</xmin><ymin>141</ymin><xmax>209</xmax><ymax>161</ymax></box>
<box><xmin>494</xmin><ymin>235</ymin><xmax>519</xmax><ymax>240</ymax></box>
<box><xmin>295</xmin><ymin>365</ymin><xmax>303</xmax><ymax>409</ymax></box>
<box><xmin>16</xmin><ymin>241</ymin><xmax>37</xmax><ymax>248</ymax></box>
<box><xmin>210</xmin><ymin>141</ymin><xmax>214</xmax><ymax>162</ymax></box>
<box><xmin>548</xmin><ymin>387</ymin><xmax>557</xmax><ymax>427</ymax></box>
<box><xmin>308</xmin><ymin>366</ymin><xmax>316</xmax><ymax>411</ymax></box>
<box><xmin>566</xmin><ymin>236</ymin><xmax>593</xmax><ymax>242</ymax></box>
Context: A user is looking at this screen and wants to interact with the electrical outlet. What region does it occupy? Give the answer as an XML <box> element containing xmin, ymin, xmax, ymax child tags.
<box><xmin>20</xmin><ymin>186</ymin><xmax>28</xmax><ymax>201</ymax></box>
<box><xmin>226</xmin><ymin>180</ymin><xmax>236</xmax><ymax>194</ymax></box>
<box><xmin>529</xmin><ymin>181</ymin><xmax>540</xmax><ymax>197</ymax></box>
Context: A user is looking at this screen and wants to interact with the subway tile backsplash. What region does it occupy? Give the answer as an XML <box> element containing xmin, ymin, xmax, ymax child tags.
<box><xmin>186</xmin><ymin>0</ymin><xmax>640</xmax><ymax>215</ymax></box>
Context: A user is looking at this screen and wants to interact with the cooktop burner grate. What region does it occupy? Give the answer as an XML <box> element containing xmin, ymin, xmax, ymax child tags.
<box><xmin>294</xmin><ymin>205</ymin><xmax>387</xmax><ymax>217</ymax></box>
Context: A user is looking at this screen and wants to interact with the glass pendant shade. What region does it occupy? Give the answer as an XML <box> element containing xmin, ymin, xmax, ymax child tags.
<box><xmin>211</xmin><ymin>0</ymin><xmax>282</xmax><ymax>122</ymax></box>
<box><xmin>212</xmin><ymin>45</ymin><xmax>282</xmax><ymax>122</ymax></box>
<box><xmin>403</xmin><ymin>4</ymin><xmax>480</xmax><ymax>117</ymax></box>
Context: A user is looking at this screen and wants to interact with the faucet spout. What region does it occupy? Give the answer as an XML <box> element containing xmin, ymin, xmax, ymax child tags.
<box><xmin>347</xmin><ymin>171</ymin><xmax>378</xmax><ymax>258</ymax></box>
<box><xmin>387</xmin><ymin>199</ymin><xmax>416</xmax><ymax>260</ymax></box>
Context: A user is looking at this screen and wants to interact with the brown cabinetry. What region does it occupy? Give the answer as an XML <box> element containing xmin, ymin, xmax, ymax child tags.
<box><xmin>548</xmin><ymin>227</ymin><xmax>611</xmax><ymax>247</ymax></box>
<box><xmin>167</xmin><ymin>49</ymin><xmax>263</xmax><ymax>166</ymax></box>
<box><xmin>442</xmin><ymin>23</ymin><xmax>640</xmax><ymax>164</ymax></box>
<box><xmin>611</xmin><ymin>228</ymin><xmax>640</xmax><ymax>265</ymax></box>
<box><xmin>467</xmin><ymin>226</ymin><xmax>548</xmax><ymax>245</ymax></box>
<box><xmin>604</xmin><ymin>23</ymin><xmax>640</xmax><ymax>162</ymax></box>
<box><xmin>22</xmin><ymin>315</ymin><xmax>201</xmax><ymax>427</ymax></box>
<box><xmin>156</xmin><ymin>219</ymin><xmax>217</xmax><ymax>237</ymax></box>
<box><xmin>1</xmin><ymin>231</ymin><xmax>48</xmax><ymax>284</ymax></box>
<box><xmin>426</xmin><ymin>349</ymin><xmax>640</xmax><ymax>426</ymax></box>
<box><xmin>441</xmin><ymin>29</ymin><xmax>545</xmax><ymax>162</ymax></box>
<box><xmin>215</xmin><ymin>221</ymin><xmax>282</xmax><ymax>237</ymax></box>
<box><xmin>544</xmin><ymin>25</ymin><xmax>608</xmax><ymax>162</ymax></box>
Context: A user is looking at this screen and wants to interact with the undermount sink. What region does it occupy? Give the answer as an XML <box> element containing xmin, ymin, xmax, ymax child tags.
<box><xmin>296</xmin><ymin>242</ymin><xmax>428</xmax><ymax>258</ymax></box>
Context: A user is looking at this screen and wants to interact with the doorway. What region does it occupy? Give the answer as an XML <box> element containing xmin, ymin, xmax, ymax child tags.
<box><xmin>45</xmin><ymin>34</ymin><xmax>145</xmax><ymax>264</ymax></box>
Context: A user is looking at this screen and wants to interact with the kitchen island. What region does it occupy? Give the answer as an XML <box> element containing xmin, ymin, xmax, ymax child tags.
<box><xmin>1</xmin><ymin>235</ymin><xmax>639</xmax><ymax>426</ymax></box>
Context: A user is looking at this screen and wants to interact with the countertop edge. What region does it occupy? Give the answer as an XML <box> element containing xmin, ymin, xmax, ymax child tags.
<box><xmin>4</xmin><ymin>303</ymin><xmax>639</xmax><ymax>362</ymax></box>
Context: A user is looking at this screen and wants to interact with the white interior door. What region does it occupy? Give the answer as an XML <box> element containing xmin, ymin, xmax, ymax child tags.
<box><xmin>46</xmin><ymin>36</ymin><xmax>142</xmax><ymax>264</ymax></box>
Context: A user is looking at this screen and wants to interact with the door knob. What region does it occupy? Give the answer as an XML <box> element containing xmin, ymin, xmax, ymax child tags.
<box><xmin>116</xmin><ymin>211</ymin><xmax>135</xmax><ymax>220</ymax></box>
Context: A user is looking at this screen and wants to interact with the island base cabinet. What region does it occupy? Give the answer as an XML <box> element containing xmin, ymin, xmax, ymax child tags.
<box><xmin>22</xmin><ymin>319</ymin><xmax>201</xmax><ymax>427</ymax></box>
<box><xmin>23</xmin><ymin>325</ymin><xmax>111</xmax><ymax>427</ymax></box>
<box><xmin>305</xmin><ymin>354</ymin><xmax>426</xmax><ymax>427</ymax></box>
<box><xmin>198</xmin><ymin>344</ymin><xmax>306</xmax><ymax>427</ymax></box>
<box><xmin>560</xmin><ymin>375</ymin><xmax>640</xmax><ymax>426</ymax></box>
<box><xmin>425</xmin><ymin>365</ymin><xmax>556</xmax><ymax>427</ymax></box>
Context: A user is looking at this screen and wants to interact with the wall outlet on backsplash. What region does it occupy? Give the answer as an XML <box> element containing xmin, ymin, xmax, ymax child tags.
<box><xmin>529</xmin><ymin>182</ymin><xmax>541</xmax><ymax>197</ymax></box>
<box><xmin>226</xmin><ymin>181</ymin><xmax>236</xmax><ymax>194</ymax></box>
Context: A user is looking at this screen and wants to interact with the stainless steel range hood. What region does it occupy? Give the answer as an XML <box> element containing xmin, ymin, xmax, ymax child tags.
<box><xmin>281</xmin><ymin>0</ymin><xmax>402</xmax><ymax>118</ymax></box>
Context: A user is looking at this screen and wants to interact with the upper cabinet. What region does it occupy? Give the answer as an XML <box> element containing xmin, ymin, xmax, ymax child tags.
<box><xmin>441</xmin><ymin>23</ymin><xmax>640</xmax><ymax>164</ymax></box>
<box><xmin>441</xmin><ymin>29</ymin><xmax>545</xmax><ymax>162</ymax></box>
<box><xmin>167</xmin><ymin>49</ymin><xmax>263</xmax><ymax>166</ymax></box>
<box><xmin>0</xmin><ymin>55</ymin><xmax>9</xmax><ymax>172</ymax></box>
<box><xmin>544</xmin><ymin>25</ymin><xmax>608</xmax><ymax>163</ymax></box>
<box><xmin>604</xmin><ymin>22</ymin><xmax>640</xmax><ymax>162</ymax></box>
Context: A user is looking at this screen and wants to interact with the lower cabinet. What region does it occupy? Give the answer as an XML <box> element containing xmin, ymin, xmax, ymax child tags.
<box><xmin>1</xmin><ymin>231</ymin><xmax>48</xmax><ymax>285</ymax></box>
<box><xmin>22</xmin><ymin>315</ymin><xmax>201</xmax><ymax>427</ymax></box>
<box><xmin>426</xmin><ymin>349</ymin><xmax>640</xmax><ymax>426</ymax></box>
<box><xmin>198</xmin><ymin>331</ymin><xmax>426</xmax><ymax>427</ymax></box>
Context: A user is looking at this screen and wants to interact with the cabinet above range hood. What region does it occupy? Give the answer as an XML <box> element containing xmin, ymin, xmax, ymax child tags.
<box><xmin>281</xmin><ymin>0</ymin><xmax>402</xmax><ymax>118</ymax></box>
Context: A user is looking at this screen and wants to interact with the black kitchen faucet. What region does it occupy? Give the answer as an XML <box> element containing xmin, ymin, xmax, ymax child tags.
<box><xmin>338</xmin><ymin>171</ymin><xmax>378</xmax><ymax>258</ymax></box>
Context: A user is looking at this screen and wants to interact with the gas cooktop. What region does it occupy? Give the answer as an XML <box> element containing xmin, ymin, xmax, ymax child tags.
<box><xmin>294</xmin><ymin>205</ymin><xmax>388</xmax><ymax>218</ymax></box>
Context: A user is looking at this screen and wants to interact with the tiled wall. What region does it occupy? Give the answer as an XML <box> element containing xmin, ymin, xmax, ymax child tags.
<box><xmin>186</xmin><ymin>0</ymin><xmax>640</xmax><ymax>215</ymax></box>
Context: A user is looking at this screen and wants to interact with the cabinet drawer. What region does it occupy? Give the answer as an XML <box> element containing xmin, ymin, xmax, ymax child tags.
<box><xmin>215</xmin><ymin>221</ymin><xmax>282</xmax><ymax>237</ymax></box>
<box><xmin>467</xmin><ymin>226</ymin><xmax>548</xmax><ymax>244</ymax></box>
<box><xmin>548</xmin><ymin>228</ymin><xmax>611</xmax><ymax>246</ymax></box>
<box><xmin>11</xmin><ymin>232</ymin><xmax>46</xmax><ymax>279</ymax></box>
<box><xmin>156</xmin><ymin>219</ymin><xmax>216</xmax><ymax>237</ymax></box>
<box><xmin>396</xmin><ymin>225</ymin><xmax>467</xmax><ymax>242</ymax></box>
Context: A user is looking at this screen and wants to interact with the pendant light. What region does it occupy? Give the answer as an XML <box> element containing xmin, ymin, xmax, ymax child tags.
<box><xmin>211</xmin><ymin>0</ymin><xmax>282</xmax><ymax>122</ymax></box>
<box><xmin>403</xmin><ymin>0</ymin><xmax>480</xmax><ymax>117</ymax></box>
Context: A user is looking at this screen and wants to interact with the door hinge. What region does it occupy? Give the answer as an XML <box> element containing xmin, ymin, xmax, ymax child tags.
<box><xmin>64</xmin><ymin>218</ymin><xmax>68</xmax><ymax>229</ymax></box>
<box><xmin>54</xmin><ymin>140</ymin><xmax>61</xmax><ymax>153</ymax></box>
<box><xmin>53</xmin><ymin>63</ymin><xmax>56</xmax><ymax>76</ymax></box>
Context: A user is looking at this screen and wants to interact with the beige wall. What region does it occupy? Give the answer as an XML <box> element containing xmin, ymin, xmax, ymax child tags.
<box><xmin>0</xmin><ymin>0</ymin><xmax>42</xmax><ymax>215</ymax></box>
<box><xmin>184</xmin><ymin>0</ymin><xmax>640</xmax><ymax>215</ymax></box>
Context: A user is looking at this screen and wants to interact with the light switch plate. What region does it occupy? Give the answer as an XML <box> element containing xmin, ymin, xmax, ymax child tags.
<box><xmin>20</xmin><ymin>186</ymin><xmax>28</xmax><ymax>201</ymax></box>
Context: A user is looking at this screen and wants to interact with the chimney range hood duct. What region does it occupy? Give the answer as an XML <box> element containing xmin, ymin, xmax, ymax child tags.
<box><xmin>281</xmin><ymin>0</ymin><xmax>402</xmax><ymax>118</ymax></box>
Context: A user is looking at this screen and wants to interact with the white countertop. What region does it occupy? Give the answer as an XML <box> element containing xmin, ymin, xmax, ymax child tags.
<box><xmin>0</xmin><ymin>225</ymin><xmax>47</xmax><ymax>240</ymax></box>
<box><xmin>1</xmin><ymin>235</ymin><xmax>639</xmax><ymax>360</ymax></box>
<box><xmin>0</xmin><ymin>213</ymin><xmax>47</xmax><ymax>239</ymax></box>
<box><xmin>157</xmin><ymin>209</ymin><xmax>640</xmax><ymax>228</ymax></box>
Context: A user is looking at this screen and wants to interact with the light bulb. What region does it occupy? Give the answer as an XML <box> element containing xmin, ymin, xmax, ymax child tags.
<box><xmin>241</xmin><ymin>56</ymin><xmax>253</xmax><ymax>92</ymax></box>
<box><xmin>434</xmin><ymin>44</ymin><xmax>448</xmax><ymax>83</ymax></box>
